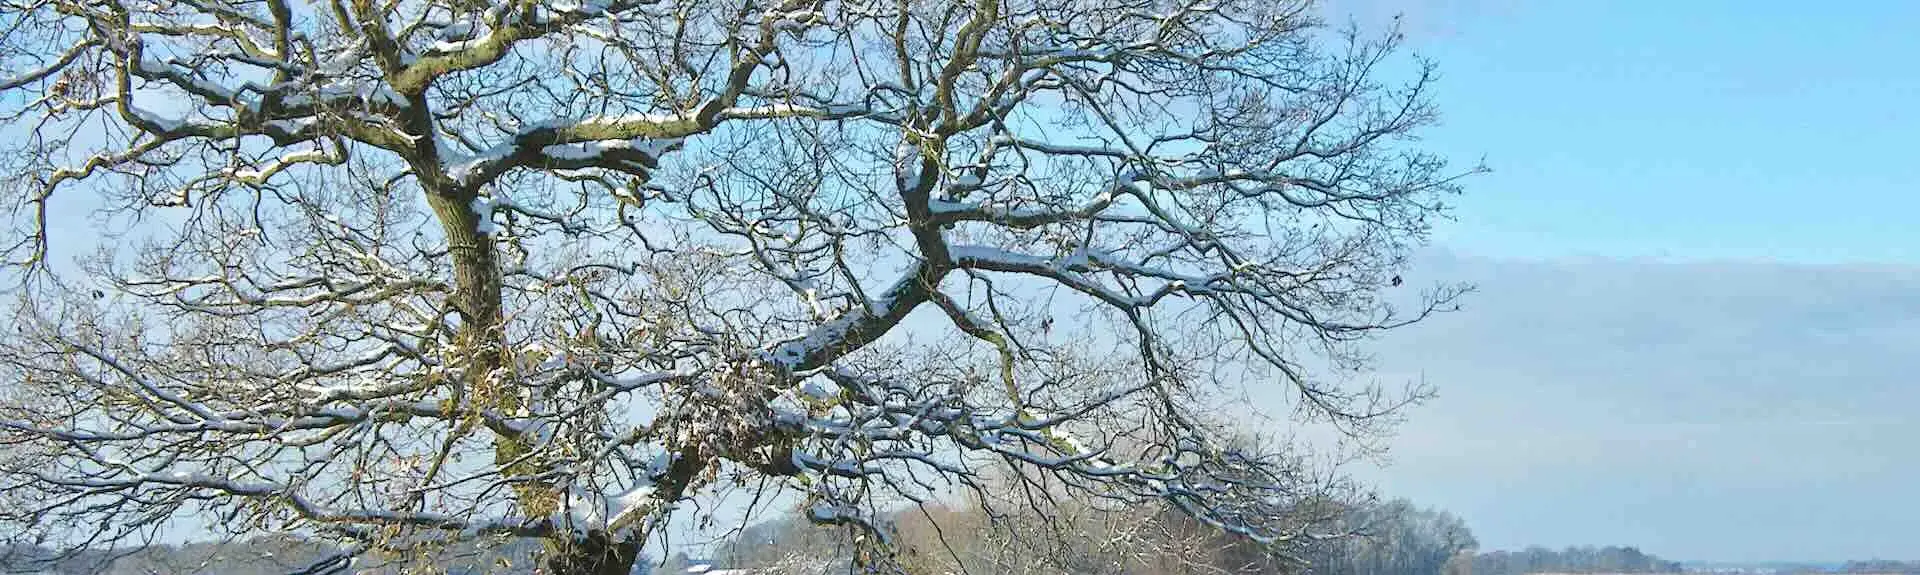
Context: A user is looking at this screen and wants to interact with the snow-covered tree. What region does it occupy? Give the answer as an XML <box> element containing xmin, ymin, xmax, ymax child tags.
<box><xmin>0</xmin><ymin>0</ymin><xmax>1471</xmax><ymax>571</ymax></box>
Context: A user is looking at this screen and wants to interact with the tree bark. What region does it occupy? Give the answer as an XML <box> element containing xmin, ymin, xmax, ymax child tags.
<box><xmin>432</xmin><ymin>189</ymin><xmax>633</xmax><ymax>574</ymax></box>
<box><xmin>425</xmin><ymin>190</ymin><xmax>504</xmax><ymax>329</ymax></box>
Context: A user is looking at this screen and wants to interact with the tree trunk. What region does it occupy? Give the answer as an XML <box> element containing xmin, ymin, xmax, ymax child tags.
<box><xmin>431</xmin><ymin>189</ymin><xmax>629</xmax><ymax>574</ymax></box>
<box><xmin>544</xmin><ymin>532</ymin><xmax>641</xmax><ymax>575</ymax></box>
<box><xmin>425</xmin><ymin>190</ymin><xmax>504</xmax><ymax>331</ymax></box>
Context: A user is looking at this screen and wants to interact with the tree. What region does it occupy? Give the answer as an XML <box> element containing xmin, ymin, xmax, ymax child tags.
<box><xmin>712</xmin><ymin>494</ymin><xmax>1481</xmax><ymax>575</ymax></box>
<box><xmin>1465</xmin><ymin>546</ymin><xmax>1685</xmax><ymax>575</ymax></box>
<box><xmin>1300</xmin><ymin>499</ymin><xmax>1476</xmax><ymax>575</ymax></box>
<box><xmin>0</xmin><ymin>0</ymin><xmax>1469</xmax><ymax>572</ymax></box>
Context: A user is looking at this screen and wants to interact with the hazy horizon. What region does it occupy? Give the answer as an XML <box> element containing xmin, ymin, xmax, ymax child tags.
<box><xmin>1286</xmin><ymin>0</ymin><xmax>1920</xmax><ymax>563</ymax></box>
<box><xmin>1298</xmin><ymin>251</ymin><xmax>1920</xmax><ymax>564</ymax></box>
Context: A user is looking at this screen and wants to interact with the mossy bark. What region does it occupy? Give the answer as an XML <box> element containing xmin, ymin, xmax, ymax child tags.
<box><xmin>428</xmin><ymin>190</ymin><xmax>638</xmax><ymax>575</ymax></box>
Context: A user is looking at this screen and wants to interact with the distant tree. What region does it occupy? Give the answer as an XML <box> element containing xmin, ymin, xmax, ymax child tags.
<box><xmin>1444</xmin><ymin>550</ymin><xmax>1476</xmax><ymax>575</ymax></box>
<box><xmin>1301</xmin><ymin>499</ymin><xmax>1477</xmax><ymax>575</ymax></box>
<box><xmin>657</xmin><ymin>552</ymin><xmax>691</xmax><ymax>575</ymax></box>
<box><xmin>1467</xmin><ymin>545</ymin><xmax>1683</xmax><ymax>575</ymax></box>
<box><xmin>1842</xmin><ymin>560</ymin><xmax>1920</xmax><ymax>574</ymax></box>
<box><xmin>702</xmin><ymin>493</ymin><xmax>1486</xmax><ymax>575</ymax></box>
<box><xmin>732</xmin><ymin>494</ymin><xmax>1327</xmax><ymax>575</ymax></box>
<box><xmin>0</xmin><ymin>0</ymin><xmax>1470</xmax><ymax>572</ymax></box>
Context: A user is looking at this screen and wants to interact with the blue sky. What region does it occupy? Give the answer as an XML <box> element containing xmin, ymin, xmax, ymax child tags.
<box><xmin>1346</xmin><ymin>0</ymin><xmax>1920</xmax><ymax>263</ymax></box>
<box><xmin>1299</xmin><ymin>0</ymin><xmax>1920</xmax><ymax>562</ymax></box>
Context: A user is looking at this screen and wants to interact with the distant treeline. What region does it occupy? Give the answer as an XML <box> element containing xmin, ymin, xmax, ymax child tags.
<box><xmin>1689</xmin><ymin>561</ymin><xmax>1920</xmax><ymax>575</ymax></box>
<box><xmin>3</xmin><ymin>538</ymin><xmax>343</xmax><ymax>575</ymax></box>
<box><xmin>0</xmin><ymin>537</ymin><xmax>566</xmax><ymax>575</ymax></box>
<box><xmin>1463</xmin><ymin>546</ymin><xmax>1683</xmax><ymax>575</ymax></box>
<box><xmin>696</xmin><ymin>497</ymin><xmax>1682</xmax><ymax>575</ymax></box>
<box><xmin>1834</xmin><ymin>561</ymin><xmax>1920</xmax><ymax>574</ymax></box>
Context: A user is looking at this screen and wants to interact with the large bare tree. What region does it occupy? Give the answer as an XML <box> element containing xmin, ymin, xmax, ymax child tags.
<box><xmin>0</xmin><ymin>0</ymin><xmax>1470</xmax><ymax>571</ymax></box>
